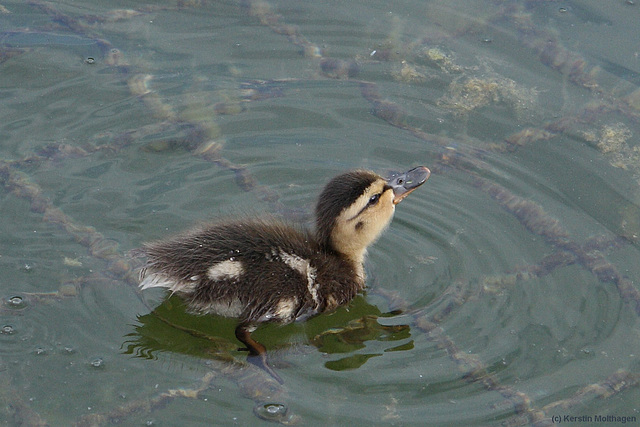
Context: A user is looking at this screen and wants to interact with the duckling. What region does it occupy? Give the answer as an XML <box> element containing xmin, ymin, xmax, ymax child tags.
<box><xmin>136</xmin><ymin>166</ymin><xmax>430</xmax><ymax>382</ymax></box>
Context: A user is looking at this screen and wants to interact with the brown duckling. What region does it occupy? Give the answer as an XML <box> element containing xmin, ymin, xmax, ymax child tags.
<box><xmin>137</xmin><ymin>166</ymin><xmax>430</xmax><ymax>382</ymax></box>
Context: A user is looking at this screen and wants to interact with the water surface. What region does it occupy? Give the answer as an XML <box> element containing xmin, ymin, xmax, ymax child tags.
<box><xmin>1</xmin><ymin>0</ymin><xmax>640</xmax><ymax>425</ymax></box>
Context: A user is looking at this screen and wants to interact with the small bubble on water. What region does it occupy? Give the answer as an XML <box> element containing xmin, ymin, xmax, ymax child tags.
<box><xmin>254</xmin><ymin>403</ymin><xmax>288</xmax><ymax>421</ymax></box>
<box><xmin>5</xmin><ymin>295</ymin><xmax>27</xmax><ymax>310</ymax></box>
<box><xmin>62</xmin><ymin>346</ymin><xmax>76</xmax><ymax>355</ymax></box>
<box><xmin>8</xmin><ymin>296</ymin><xmax>22</xmax><ymax>305</ymax></box>
<box><xmin>90</xmin><ymin>357</ymin><xmax>105</xmax><ymax>368</ymax></box>
<box><xmin>1</xmin><ymin>325</ymin><xmax>15</xmax><ymax>335</ymax></box>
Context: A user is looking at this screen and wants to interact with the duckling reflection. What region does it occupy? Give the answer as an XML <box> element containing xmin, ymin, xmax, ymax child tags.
<box><xmin>133</xmin><ymin>166</ymin><xmax>430</xmax><ymax>382</ymax></box>
<box><xmin>124</xmin><ymin>294</ymin><xmax>412</xmax><ymax>377</ymax></box>
<box><xmin>124</xmin><ymin>295</ymin><xmax>241</xmax><ymax>362</ymax></box>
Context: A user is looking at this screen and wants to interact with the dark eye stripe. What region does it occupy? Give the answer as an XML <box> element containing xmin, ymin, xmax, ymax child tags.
<box><xmin>348</xmin><ymin>188</ymin><xmax>391</xmax><ymax>221</ymax></box>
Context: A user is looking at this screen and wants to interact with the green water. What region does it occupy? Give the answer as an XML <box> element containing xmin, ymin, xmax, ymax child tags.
<box><xmin>1</xmin><ymin>0</ymin><xmax>640</xmax><ymax>425</ymax></box>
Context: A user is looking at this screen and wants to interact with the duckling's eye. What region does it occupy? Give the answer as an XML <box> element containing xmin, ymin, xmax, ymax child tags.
<box><xmin>368</xmin><ymin>193</ymin><xmax>381</xmax><ymax>206</ymax></box>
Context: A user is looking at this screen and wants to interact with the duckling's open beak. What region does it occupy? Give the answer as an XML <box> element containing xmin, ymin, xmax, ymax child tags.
<box><xmin>387</xmin><ymin>166</ymin><xmax>430</xmax><ymax>205</ymax></box>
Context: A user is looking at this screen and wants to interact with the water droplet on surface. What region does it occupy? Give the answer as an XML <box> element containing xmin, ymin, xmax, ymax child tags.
<box><xmin>90</xmin><ymin>357</ymin><xmax>105</xmax><ymax>368</ymax></box>
<box><xmin>254</xmin><ymin>403</ymin><xmax>288</xmax><ymax>421</ymax></box>
<box><xmin>1</xmin><ymin>325</ymin><xmax>15</xmax><ymax>335</ymax></box>
<box><xmin>4</xmin><ymin>295</ymin><xmax>28</xmax><ymax>310</ymax></box>
<box><xmin>34</xmin><ymin>347</ymin><xmax>47</xmax><ymax>356</ymax></box>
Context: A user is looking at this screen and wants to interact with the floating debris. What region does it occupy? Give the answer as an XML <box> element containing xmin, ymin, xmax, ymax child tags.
<box><xmin>63</xmin><ymin>256</ymin><xmax>83</xmax><ymax>267</ymax></box>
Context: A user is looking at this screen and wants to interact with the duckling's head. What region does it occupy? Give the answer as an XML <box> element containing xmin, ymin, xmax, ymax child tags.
<box><xmin>315</xmin><ymin>166</ymin><xmax>430</xmax><ymax>266</ymax></box>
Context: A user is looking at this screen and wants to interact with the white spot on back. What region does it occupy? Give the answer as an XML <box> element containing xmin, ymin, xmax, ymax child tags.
<box><xmin>207</xmin><ymin>260</ymin><xmax>244</xmax><ymax>281</ymax></box>
<box><xmin>278</xmin><ymin>250</ymin><xmax>319</xmax><ymax>308</ymax></box>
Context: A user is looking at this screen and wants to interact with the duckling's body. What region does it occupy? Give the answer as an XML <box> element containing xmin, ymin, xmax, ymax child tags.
<box><xmin>137</xmin><ymin>166</ymin><xmax>430</xmax><ymax>382</ymax></box>
<box><xmin>140</xmin><ymin>219</ymin><xmax>362</xmax><ymax>324</ymax></box>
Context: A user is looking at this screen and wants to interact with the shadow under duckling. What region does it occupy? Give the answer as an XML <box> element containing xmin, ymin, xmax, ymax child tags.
<box><xmin>135</xmin><ymin>166</ymin><xmax>430</xmax><ymax>383</ymax></box>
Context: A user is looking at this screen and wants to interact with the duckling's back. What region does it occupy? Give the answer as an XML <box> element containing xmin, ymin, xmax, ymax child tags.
<box><xmin>138</xmin><ymin>218</ymin><xmax>363</xmax><ymax>325</ymax></box>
